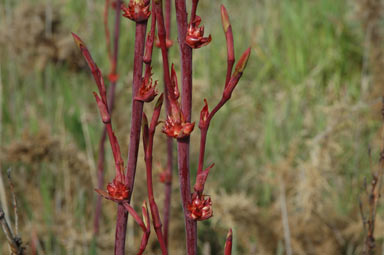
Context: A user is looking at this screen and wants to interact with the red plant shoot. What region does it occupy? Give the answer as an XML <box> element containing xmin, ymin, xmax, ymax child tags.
<box><xmin>73</xmin><ymin>1</ymin><xmax>250</xmax><ymax>254</ymax></box>
<box><xmin>224</xmin><ymin>229</ymin><xmax>233</xmax><ymax>255</ymax></box>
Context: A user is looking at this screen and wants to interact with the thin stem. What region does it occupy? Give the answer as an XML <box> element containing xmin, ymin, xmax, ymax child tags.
<box><xmin>174</xmin><ymin>0</ymin><xmax>196</xmax><ymax>254</ymax></box>
<box><xmin>163</xmin><ymin>0</ymin><xmax>173</xmax><ymax>248</ymax></box>
<box><xmin>0</xmin><ymin>203</ymin><xmax>23</xmax><ymax>255</ymax></box>
<box><xmin>189</xmin><ymin>0</ymin><xmax>199</xmax><ymax>24</ymax></box>
<box><xmin>115</xmin><ymin>20</ymin><xmax>148</xmax><ymax>255</ymax></box>
<box><xmin>142</xmin><ymin>102</ymin><xmax>168</xmax><ymax>254</ymax></box>
<box><xmin>165</xmin><ymin>0</ymin><xmax>172</xmax><ymax>43</ymax></box>
<box><xmin>7</xmin><ymin>170</ymin><xmax>18</xmax><ymax>237</ymax></box>
<box><xmin>95</xmin><ymin>0</ymin><xmax>121</xmax><ymax>236</ymax></box>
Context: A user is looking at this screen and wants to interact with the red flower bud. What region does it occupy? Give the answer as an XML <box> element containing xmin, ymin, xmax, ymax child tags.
<box><xmin>121</xmin><ymin>0</ymin><xmax>151</xmax><ymax>22</ymax></box>
<box><xmin>194</xmin><ymin>163</ymin><xmax>214</xmax><ymax>194</ymax></box>
<box><xmin>188</xmin><ymin>194</ymin><xmax>213</xmax><ymax>221</ymax></box>
<box><xmin>135</xmin><ymin>67</ymin><xmax>158</xmax><ymax>102</ymax></box>
<box><xmin>224</xmin><ymin>229</ymin><xmax>233</xmax><ymax>255</ymax></box>
<box><xmin>186</xmin><ymin>16</ymin><xmax>212</xmax><ymax>49</ymax></box>
<box><xmin>223</xmin><ymin>47</ymin><xmax>251</xmax><ymax>100</ymax></box>
<box><xmin>199</xmin><ymin>99</ymin><xmax>209</xmax><ymax>129</ymax></box>
<box><xmin>107</xmin><ymin>179</ymin><xmax>130</xmax><ymax>201</ymax></box>
<box><xmin>71</xmin><ymin>32</ymin><xmax>98</xmax><ymax>73</ymax></box>
<box><xmin>163</xmin><ymin>115</ymin><xmax>195</xmax><ymax>139</ymax></box>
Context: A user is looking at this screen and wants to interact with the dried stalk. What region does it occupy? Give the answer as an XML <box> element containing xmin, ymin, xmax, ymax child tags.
<box><xmin>361</xmin><ymin>99</ymin><xmax>384</xmax><ymax>255</ymax></box>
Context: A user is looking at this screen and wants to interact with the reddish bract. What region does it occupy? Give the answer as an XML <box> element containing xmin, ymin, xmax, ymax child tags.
<box><xmin>163</xmin><ymin>115</ymin><xmax>195</xmax><ymax>139</ymax></box>
<box><xmin>121</xmin><ymin>0</ymin><xmax>151</xmax><ymax>22</ymax></box>
<box><xmin>186</xmin><ymin>16</ymin><xmax>212</xmax><ymax>49</ymax></box>
<box><xmin>107</xmin><ymin>179</ymin><xmax>130</xmax><ymax>201</ymax></box>
<box><xmin>188</xmin><ymin>194</ymin><xmax>213</xmax><ymax>221</ymax></box>
<box><xmin>135</xmin><ymin>67</ymin><xmax>158</xmax><ymax>102</ymax></box>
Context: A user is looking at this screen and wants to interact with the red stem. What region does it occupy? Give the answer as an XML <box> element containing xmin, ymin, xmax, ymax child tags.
<box><xmin>165</xmin><ymin>0</ymin><xmax>172</xmax><ymax>42</ymax></box>
<box><xmin>122</xmin><ymin>202</ymin><xmax>151</xmax><ymax>255</ymax></box>
<box><xmin>142</xmin><ymin>99</ymin><xmax>168</xmax><ymax>254</ymax></box>
<box><xmin>197</xmin><ymin>98</ymin><xmax>225</xmax><ymax>174</ymax></box>
<box><xmin>94</xmin><ymin>0</ymin><xmax>121</xmax><ymax>236</ymax></box>
<box><xmin>163</xmin><ymin>0</ymin><xmax>173</xmax><ymax>248</ymax></box>
<box><xmin>189</xmin><ymin>0</ymin><xmax>199</xmax><ymax>24</ymax></box>
<box><xmin>174</xmin><ymin>1</ymin><xmax>196</xmax><ymax>254</ymax></box>
<box><xmin>115</xmin><ymin>20</ymin><xmax>148</xmax><ymax>255</ymax></box>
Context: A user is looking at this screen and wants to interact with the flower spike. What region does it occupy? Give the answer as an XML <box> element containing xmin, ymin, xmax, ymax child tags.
<box><xmin>186</xmin><ymin>16</ymin><xmax>212</xmax><ymax>49</ymax></box>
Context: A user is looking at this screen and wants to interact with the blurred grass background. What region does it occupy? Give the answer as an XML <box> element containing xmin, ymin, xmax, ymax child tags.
<box><xmin>0</xmin><ymin>0</ymin><xmax>384</xmax><ymax>254</ymax></box>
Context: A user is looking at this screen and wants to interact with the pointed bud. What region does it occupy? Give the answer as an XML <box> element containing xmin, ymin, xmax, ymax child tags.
<box><xmin>223</xmin><ymin>47</ymin><xmax>251</xmax><ymax>100</ymax></box>
<box><xmin>194</xmin><ymin>163</ymin><xmax>214</xmax><ymax>194</ymax></box>
<box><xmin>71</xmin><ymin>32</ymin><xmax>98</xmax><ymax>72</ymax></box>
<box><xmin>93</xmin><ymin>92</ymin><xmax>111</xmax><ymax>123</ymax></box>
<box><xmin>224</xmin><ymin>229</ymin><xmax>233</xmax><ymax>255</ymax></box>
<box><xmin>199</xmin><ymin>99</ymin><xmax>209</xmax><ymax>129</ymax></box>
<box><xmin>170</xmin><ymin>64</ymin><xmax>180</xmax><ymax>100</ymax></box>
<box><xmin>142</xmin><ymin>201</ymin><xmax>150</xmax><ymax>231</ymax></box>
<box><xmin>220</xmin><ymin>5</ymin><xmax>231</xmax><ymax>33</ymax></box>
<box><xmin>233</xmin><ymin>47</ymin><xmax>251</xmax><ymax>78</ymax></box>
<box><xmin>150</xmin><ymin>93</ymin><xmax>164</xmax><ymax>131</ymax></box>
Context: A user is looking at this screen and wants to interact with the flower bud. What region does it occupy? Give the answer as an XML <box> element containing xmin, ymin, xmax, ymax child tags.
<box><xmin>199</xmin><ymin>99</ymin><xmax>209</xmax><ymax>129</ymax></box>
<box><xmin>194</xmin><ymin>163</ymin><xmax>214</xmax><ymax>194</ymax></box>
<box><xmin>121</xmin><ymin>0</ymin><xmax>151</xmax><ymax>22</ymax></box>
<box><xmin>188</xmin><ymin>194</ymin><xmax>213</xmax><ymax>221</ymax></box>
<box><xmin>135</xmin><ymin>67</ymin><xmax>158</xmax><ymax>102</ymax></box>
<box><xmin>186</xmin><ymin>16</ymin><xmax>212</xmax><ymax>49</ymax></box>
<box><xmin>107</xmin><ymin>179</ymin><xmax>130</xmax><ymax>201</ymax></box>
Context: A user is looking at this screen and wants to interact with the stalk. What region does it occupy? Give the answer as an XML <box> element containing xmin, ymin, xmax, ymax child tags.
<box><xmin>142</xmin><ymin>96</ymin><xmax>168</xmax><ymax>254</ymax></box>
<box><xmin>94</xmin><ymin>0</ymin><xmax>121</xmax><ymax>236</ymax></box>
<box><xmin>174</xmin><ymin>1</ymin><xmax>196</xmax><ymax>254</ymax></box>
<box><xmin>163</xmin><ymin>0</ymin><xmax>173</xmax><ymax>248</ymax></box>
<box><xmin>115</xmin><ymin>19</ymin><xmax>148</xmax><ymax>255</ymax></box>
